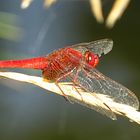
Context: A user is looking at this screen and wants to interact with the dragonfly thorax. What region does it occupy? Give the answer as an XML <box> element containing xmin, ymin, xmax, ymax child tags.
<box><xmin>42</xmin><ymin>48</ymin><xmax>82</xmax><ymax>81</ymax></box>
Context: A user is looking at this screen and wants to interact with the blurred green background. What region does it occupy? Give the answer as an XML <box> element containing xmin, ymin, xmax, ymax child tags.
<box><xmin>0</xmin><ymin>0</ymin><xmax>140</xmax><ymax>140</ymax></box>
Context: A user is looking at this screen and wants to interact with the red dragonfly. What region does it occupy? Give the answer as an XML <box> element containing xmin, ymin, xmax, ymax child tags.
<box><xmin>0</xmin><ymin>39</ymin><xmax>139</xmax><ymax>120</ymax></box>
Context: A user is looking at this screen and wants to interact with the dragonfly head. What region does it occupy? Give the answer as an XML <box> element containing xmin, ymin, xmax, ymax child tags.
<box><xmin>84</xmin><ymin>51</ymin><xmax>99</xmax><ymax>67</ymax></box>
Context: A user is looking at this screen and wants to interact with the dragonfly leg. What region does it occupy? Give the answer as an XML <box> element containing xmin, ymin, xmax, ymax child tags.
<box><xmin>55</xmin><ymin>82</ymin><xmax>71</xmax><ymax>102</ymax></box>
<box><xmin>55</xmin><ymin>69</ymin><xmax>84</xmax><ymax>102</ymax></box>
<box><xmin>72</xmin><ymin>68</ymin><xmax>84</xmax><ymax>101</ymax></box>
<box><xmin>55</xmin><ymin>71</ymin><xmax>76</xmax><ymax>103</ymax></box>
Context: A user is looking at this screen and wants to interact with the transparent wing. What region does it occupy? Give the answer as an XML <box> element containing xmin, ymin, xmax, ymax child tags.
<box><xmin>75</xmin><ymin>67</ymin><xmax>139</xmax><ymax>110</ymax></box>
<box><xmin>52</xmin><ymin>59</ymin><xmax>117</xmax><ymax>120</ymax></box>
<box><xmin>72</xmin><ymin>39</ymin><xmax>113</xmax><ymax>57</ymax></box>
<box><xmin>46</xmin><ymin>39</ymin><xmax>139</xmax><ymax>119</ymax></box>
<box><xmin>61</xmin><ymin>73</ymin><xmax>117</xmax><ymax>120</ymax></box>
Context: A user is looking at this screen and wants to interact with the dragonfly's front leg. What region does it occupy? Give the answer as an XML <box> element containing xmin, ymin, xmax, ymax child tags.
<box><xmin>55</xmin><ymin>70</ymin><xmax>77</xmax><ymax>103</ymax></box>
<box><xmin>55</xmin><ymin>68</ymin><xmax>84</xmax><ymax>103</ymax></box>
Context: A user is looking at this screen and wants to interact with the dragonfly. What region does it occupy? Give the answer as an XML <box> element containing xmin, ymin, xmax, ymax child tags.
<box><xmin>0</xmin><ymin>39</ymin><xmax>139</xmax><ymax>120</ymax></box>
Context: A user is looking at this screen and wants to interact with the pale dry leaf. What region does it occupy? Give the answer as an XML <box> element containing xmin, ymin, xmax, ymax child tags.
<box><xmin>90</xmin><ymin>0</ymin><xmax>104</xmax><ymax>23</ymax></box>
<box><xmin>21</xmin><ymin>0</ymin><xmax>131</xmax><ymax>28</ymax></box>
<box><xmin>0</xmin><ymin>71</ymin><xmax>140</xmax><ymax>124</ymax></box>
<box><xmin>44</xmin><ymin>0</ymin><xmax>57</xmax><ymax>8</ymax></box>
<box><xmin>106</xmin><ymin>0</ymin><xmax>131</xmax><ymax>28</ymax></box>
<box><xmin>90</xmin><ymin>0</ymin><xmax>131</xmax><ymax>28</ymax></box>
<box><xmin>21</xmin><ymin>0</ymin><xmax>33</xmax><ymax>9</ymax></box>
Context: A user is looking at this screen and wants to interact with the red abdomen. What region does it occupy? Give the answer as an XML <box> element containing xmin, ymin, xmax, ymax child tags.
<box><xmin>0</xmin><ymin>57</ymin><xmax>48</xmax><ymax>69</ymax></box>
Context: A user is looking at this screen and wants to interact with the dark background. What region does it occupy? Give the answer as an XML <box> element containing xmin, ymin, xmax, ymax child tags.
<box><xmin>0</xmin><ymin>0</ymin><xmax>140</xmax><ymax>140</ymax></box>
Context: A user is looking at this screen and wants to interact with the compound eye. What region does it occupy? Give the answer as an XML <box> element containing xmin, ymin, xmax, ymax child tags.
<box><xmin>84</xmin><ymin>51</ymin><xmax>99</xmax><ymax>67</ymax></box>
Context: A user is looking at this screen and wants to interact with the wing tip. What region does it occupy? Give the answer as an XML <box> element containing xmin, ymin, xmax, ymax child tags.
<box><xmin>103</xmin><ymin>38</ymin><xmax>113</xmax><ymax>55</ymax></box>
